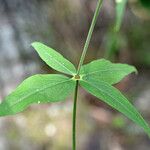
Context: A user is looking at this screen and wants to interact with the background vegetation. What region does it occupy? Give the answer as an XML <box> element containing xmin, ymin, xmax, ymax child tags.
<box><xmin>0</xmin><ymin>0</ymin><xmax>150</xmax><ymax>149</ymax></box>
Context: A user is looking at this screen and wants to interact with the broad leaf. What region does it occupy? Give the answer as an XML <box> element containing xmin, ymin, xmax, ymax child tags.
<box><xmin>115</xmin><ymin>0</ymin><xmax>127</xmax><ymax>31</ymax></box>
<box><xmin>80</xmin><ymin>59</ymin><xmax>137</xmax><ymax>85</ymax></box>
<box><xmin>32</xmin><ymin>42</ymin><xmax>76</xmax><ymax>75</ymax></box>
<box><xmin>0</xmin><ymin>74</ymin><xmax>75</xmax><ymax>116</ymax></box>
<box><xmin>80</xmin><ymin>79</ymin><xmax>150</xmax><ymax>136</ymax></box>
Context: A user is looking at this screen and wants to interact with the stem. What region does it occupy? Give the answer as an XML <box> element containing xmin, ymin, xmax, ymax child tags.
<box><xmin>77</xmin><ymin>0</ymin><xmax>103</xmax><ymax>75</ymax></box>
<box><xmin>72</xmin><ymin>80</ymin><xmax>79</xmax><ymax>150</ymax></box>
<box><xmin>72</xmin><ymin>0</ymin><xmax>103</xmax><ymax>150</ymax></box>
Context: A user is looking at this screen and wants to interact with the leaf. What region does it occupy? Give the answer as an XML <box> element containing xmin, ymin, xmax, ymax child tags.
<box><xmin>0</xmin><ymin>74</ymin><xmax>75</xmax><ymax>116</ymax></box>
<box><xmin>80</xmin><ymin>79</ymin><xmax>150</xmax><ymax>136</ymax></box>
<box><xmin>32</xmin><ymin>42</ymin><xmax>76</xmax><ymax>75</ymax></box>
<box><xmin>115</xmin><ymin>0</ymin><xmax>127</xmax><ymax>31</ymax></box>
<box><xmin>80</xmin><ymin>59</ymin><xmax>137</xmax><ymax>85</ymax></box>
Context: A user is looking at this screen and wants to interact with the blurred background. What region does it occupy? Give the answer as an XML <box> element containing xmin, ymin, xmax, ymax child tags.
<box><xmin>0</xmin><ymin>0</ymin><xmax>150</xmax><ymax>149</ymax></box>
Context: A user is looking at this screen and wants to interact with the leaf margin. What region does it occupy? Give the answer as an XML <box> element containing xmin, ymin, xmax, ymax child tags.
<box><xmin>31</xmin><ymin>42</ymin><xmax>76</xmax><ymax>75</ymax></box>
<box><xmin>80</xmin><ymin>58</ymin><xmax>137</xmax><ymax>85</ymax></box>
<box><xmin>80</xmin><ymin>78</ymin><xmax>150</xmax><ymax>137</ymax></box>
<box><xmin>0</xmin><ymin>74</ymin><xmax>76</xmax><ymax>117</ymax></box>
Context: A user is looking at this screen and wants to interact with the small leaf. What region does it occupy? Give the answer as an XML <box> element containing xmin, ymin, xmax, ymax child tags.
<box><xmin>80</xmin><ymin>59</ymin><xmax>137</xmax><ymax>85</ymax></box>
<box><xmin>0</xmin><ymin>74</ymin><xmax>75</xmax><ymax>116</ymax></box>
<box><xmin>115</xmin><ymin>0</ymin><xmax>127</xmax><ymax>31</ymax></box>
<box><xmin>80</xmin><ymin>79</ymin><xmax>150</xmax><ymax>136</ymax></box>
<box><xmin>32</xmin><ymin>42</ymin><xmax>76</xmax><ymax>75</ymax></box>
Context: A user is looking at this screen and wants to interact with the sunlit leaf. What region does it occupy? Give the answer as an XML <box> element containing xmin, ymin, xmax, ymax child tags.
<box><xmin>80</xmin><ymin>59</ymin><xmax>137</xmax><ymax>85</ymax></box>
<box><xmin>80</xmin><ymin>79</ymin><xmax>150</xmax><ymax>136</ymax></box>
<box><xmin>0</xmin><ymin>74</ymin><xmax>75</xmax><ymax>116</ymax></box>
<box><xmin>32</xmin><ymin>42</ymin><xmax>76</xmax><ymax>75</ymax></box>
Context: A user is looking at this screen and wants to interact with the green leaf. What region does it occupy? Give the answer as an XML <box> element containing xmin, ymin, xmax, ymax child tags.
<box><xmin>80</xmin><ymin>59</ymin><xmax>137</xmax><ymax>85</ymax></box>
<box><xmin>115</xmin><ymin>0</ymin><xmax>127</xmax><ymax>31</ymax></box>
<box><xmin>80</xmin><ymin>79</ymin><xmax>150</xmax><ymax>136</ymax></box>
<box><xmin>32</xmin><ymin>42</ymin><xmax>76</xmax><ymax>75</ymax></box>
<box><xmin>0</xmin><ymin>74</ymin><xmax>75</xmax><ymax>116</ymax></box>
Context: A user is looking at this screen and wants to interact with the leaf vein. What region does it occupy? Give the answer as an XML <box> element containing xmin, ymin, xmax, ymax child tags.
<box><xmin>82</xmin><ymin>68</ymin><xmax>131</xmax><ymax>76</ymax></box>
<box><xmin>44</xmin><ymin>51</ymin><xmax>74</xmax><ymax>75</ymax></box>
<box><xmin>83</xmin><ymin>80</ymin><xmax>143</xmax><ymax>123</ymax></box>
<box><xmin>9</xmin><ymin>79</ymin><xmax>73</xmax><ymax>108</ymax></box>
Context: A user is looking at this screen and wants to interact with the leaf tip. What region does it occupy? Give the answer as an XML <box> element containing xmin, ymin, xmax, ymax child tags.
<box><xmin>133</xmin><ymin>66</ymin><xmax>138</xmax><ymax>75</ymax></box>
<box><xmin>31</xmin><ymin>41</ymin><xmax>41</xmax><ymax>48</ymax></box>
<box><xmin>126</xmin><ymin>64</ymin><xmax>138</xmax><ymax>75</ymax></box>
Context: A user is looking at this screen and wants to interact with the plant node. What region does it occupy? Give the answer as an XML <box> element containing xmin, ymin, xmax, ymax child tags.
<box><xmin>74</xmin><ymin>75</ymin><xmax>80</xmax><ymax>80</ymax></box>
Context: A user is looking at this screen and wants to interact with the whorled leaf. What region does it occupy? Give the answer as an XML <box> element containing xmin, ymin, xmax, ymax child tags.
<box><xmin>80</xmin><ymin>79</ymin><xmax>150</xmax><ymax>136</ymax></box>
<box><xmin>0</xmin><ymin>74</ymin><xmax>75</xmax><ymax>116</ymax></box>
<box><xmin>80</xmin><ymin>59</ymin><xmax>137</xmax><ymax>85</ymax></box>
<box><xmin>32</xmin><ymin>42</ymin><xmax>76</xmax><ymax>75</ymax></box>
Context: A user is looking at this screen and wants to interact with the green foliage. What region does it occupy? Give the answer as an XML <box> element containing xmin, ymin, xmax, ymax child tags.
<box><xmin>0</xmin><ymin>2</ymin><xmax>150</xmax><ymax>149</ymax></box>
<box><xmin>104</xmin><ymin>0</ymin><xmax>128</xmax><ymax>59</ymax></box>
<box><xmin>0</xmin><ymin>74</ymin><xmax>75</xmax><ymax>116</ymax></box>
<box><xmin>139</xmin><ymin>0</ymin><xmax>150</xmax><ymax>9</ymax></box>
<box><xmin>104</xmin><ymin>31</ymin><xmax>119</xmax><ymax>59</ymax></box>
<box><xmin>0</xmin><ymin>42</ymin><xmax>149</xmax><ymax>136</ymax></box>
<box><xmin>80</xmin><ymin>79</ymin><xmax>150</xmax><ymax>136</ymax></box>
<box><xmin>115</xmin><ymin>0</ymin><xmax>127</xmax><ymax>31</ymax></box>
<box><xmin>32</xmin><ymin>42</ymin><xmax>76</xmax><ymax>75</ymax></box>
<box><xmin>80</xmin><ymin>59</ymin><xmax>137</xmax><ymax>85</ymax></box>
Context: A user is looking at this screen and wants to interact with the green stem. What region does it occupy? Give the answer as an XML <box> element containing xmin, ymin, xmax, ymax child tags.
<box><xmin>77</xmin><ymin>0</ymin><xmax>103</xmax><ymax>75</ymax></box>
<box><xmin>72</xmin><ymin>80</ymin><xmax>79</xmax><ymax>150</ymax></box>
<box><xmin>72</xmin><ymin>0</ymin><xmax>103</xmax><ymax>150</ymax></box>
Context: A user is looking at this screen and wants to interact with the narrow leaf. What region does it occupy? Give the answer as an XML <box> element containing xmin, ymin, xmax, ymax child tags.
<box><xmin>80</xmin><ymin>79</ymin><xmax>150</xmax><ymax>136</ymax></box>
<box><xmin>115</xmin><ymin>0</ymin><xmax>127</xmax><ymax>31</ymax></box>
<box><xmin>80</xmin><ymin>59</ymin><xmax>137</xmax><ymax>85</ymax></box>
<box><xmin>0</xmin><ymin>74</ymin><xmax>75</xmax><ymax>116</ymax></box>
<box><xmin>32</xmin><ymin>42</ymin><xmax>76</xmax><ymax>75</ymax></box>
